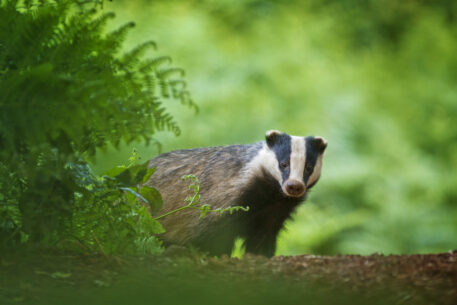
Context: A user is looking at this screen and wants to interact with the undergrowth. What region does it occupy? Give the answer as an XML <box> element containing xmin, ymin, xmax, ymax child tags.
<box><xmin>0</xmin><ymin>0</ymin><xmax>202</xmax><ymax>254</ymax></box>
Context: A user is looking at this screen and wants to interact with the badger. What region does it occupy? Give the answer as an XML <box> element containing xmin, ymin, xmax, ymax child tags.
<box><xmin>146</xmin><ymin>130</ymin><xmax>327</xmax><ymax>257</ymax></box>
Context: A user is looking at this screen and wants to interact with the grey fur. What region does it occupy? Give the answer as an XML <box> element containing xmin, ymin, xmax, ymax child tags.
<box><xmin>147</xmin><ymin>143</ymin><xmax>263</xmax><ymax>245</ymax></box>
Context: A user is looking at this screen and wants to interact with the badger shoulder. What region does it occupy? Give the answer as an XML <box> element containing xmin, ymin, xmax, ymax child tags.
<box><xmin>146</xmin><ymin>143</ymin><xmax>264</xmax><ymax>211</ymax></box>
<box><xmin>148</xmin><ymin>142</ymin><xmax>263</xmax><ymax>186</ymax></box>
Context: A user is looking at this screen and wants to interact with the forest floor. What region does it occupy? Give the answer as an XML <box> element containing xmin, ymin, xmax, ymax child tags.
<box><xmin>1</xmin><ymin>249</ymin><xmax>456</xmax><ymax>305</ymax></box>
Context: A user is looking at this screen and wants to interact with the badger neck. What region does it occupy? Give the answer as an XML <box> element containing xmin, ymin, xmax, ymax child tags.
<box><xmin>239</xmin><ymin>142</ymin><xmax>281</xmax><ymax>185</ymax></box>
<box><xmin>233</xmin><ymin>168</ymin><xmax>305</xmax><ymax>250</ymax></box>
<box><xmin>245</xmin><ymin>168</ymin><xmax>305</xmax><ymax>208</ymax></box>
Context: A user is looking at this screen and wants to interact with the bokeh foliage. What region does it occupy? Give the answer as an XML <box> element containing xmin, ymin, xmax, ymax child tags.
<box><xmin>97</xmin><ymin>0</ymin><xmax>457</xmax><ymax>255</ymax></box>
<box><xmin>0</xmin><ymin>0</ymin><xmax>193</xmax><ymax>251</ymax></box>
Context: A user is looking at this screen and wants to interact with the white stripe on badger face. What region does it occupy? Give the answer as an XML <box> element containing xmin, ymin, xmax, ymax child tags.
<box><xmin>289</xmin><ymin>136</ymin><xmax>306</xmax><ymax>183</ymax></box>
<box><xmin>240</xmin><ymin>143</ymin><xmax>282</xmax><ymax>186</ymax></box>
<box><xmin>307</xmin><ymin>154</ymin><xmax>323</xmax><ymax>186</ymax></box>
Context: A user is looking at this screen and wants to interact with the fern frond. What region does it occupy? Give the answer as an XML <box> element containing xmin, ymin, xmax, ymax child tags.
<box><xmin>158</xmin><ymin>79</ymin><xmax>170</xmax><ymax>98</ymax></box>
<box><xmin>139</xmin><ymin>56</ymin><xmax>172</xmax><ymax>73</ymax></box>
<box><xmin>123</xmin><ymin>41</ymin><xmax>157</xmax><ymax>67</ymax></box>
<box><xmin>169</xmin><ymin>80</ymin><xmax>187</xmax><ymax>90</ymax></box>
<box><xmin>86</xmin><ymin>11</ymin><xmax>115</xmax><ymax>33</ymax></box>
<box><xmin>104</xmin><ymin>21</ymin><xmax>135</xmax><ymax>52</ymax></box>
<box><xmin>157</xmin><ymin>67</ymin><xmax>185</xmax><ymax>79</ymax></box>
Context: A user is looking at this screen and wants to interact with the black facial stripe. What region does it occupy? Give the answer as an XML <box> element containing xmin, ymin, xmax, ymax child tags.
<box><xmin>304</xmin><ymin>136</ymin><xmax>319</xmax><ymax>185</ymax></box>
<box><xmin>270</xmin><ymin>134</ymin><xmax>291</xmax><ymax>183</ymax></box>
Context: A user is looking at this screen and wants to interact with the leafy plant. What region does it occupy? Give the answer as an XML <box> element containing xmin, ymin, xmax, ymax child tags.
<box><xmin>68</xmin><ymin>153</ymin><xmax>165</xmax><ymax>255</ymax></box>
<box><xmin>0</xmin><ymin>0</ymin><xmax>195</xmax><ymax>248</ymax></box>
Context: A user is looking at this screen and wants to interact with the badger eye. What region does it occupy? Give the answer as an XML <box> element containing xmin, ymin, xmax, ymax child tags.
<box><xmin>305</xmin><ymin>163</ymin><xmax>313</xmax><ymax>173</ymax></box>
<box><xmin>280</xmin><ymin>161</ymin><xmax>289</xmax><ymax>169</ymax></box>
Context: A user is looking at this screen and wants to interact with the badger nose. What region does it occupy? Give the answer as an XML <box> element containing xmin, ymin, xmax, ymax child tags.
<box><xmin>285</xmin><ymin>180</ymin><xmax>305</xmax><ymax>197</ymax></box>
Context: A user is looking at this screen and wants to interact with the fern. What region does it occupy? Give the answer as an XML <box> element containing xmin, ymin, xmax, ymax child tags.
<box><xmin>0</xmin><ymin>0</ymin><xmax>194</xmax><ymax>246</ymax></box>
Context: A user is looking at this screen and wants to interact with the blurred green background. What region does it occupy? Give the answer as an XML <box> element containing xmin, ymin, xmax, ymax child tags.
<box><xmin>95</xmin><ymin>0</ymin><xmax>457</xmax><ymax>256</ymax></box>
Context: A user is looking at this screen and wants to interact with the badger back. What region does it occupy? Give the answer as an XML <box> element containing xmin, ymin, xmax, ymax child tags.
<box><xmin>146</xmin><ymin>143</ymin><xmax>262</xmax><ymax>243</ymax></box>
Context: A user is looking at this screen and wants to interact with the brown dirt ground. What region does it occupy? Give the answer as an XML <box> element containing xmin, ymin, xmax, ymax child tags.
<box><xmin>1</xmin><ymin>250</ymin><xmax>456</xmax><ymax>305</ymax></box>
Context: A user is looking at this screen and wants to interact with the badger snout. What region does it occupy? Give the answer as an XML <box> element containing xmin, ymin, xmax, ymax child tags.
<box><xmin>284</xmin><ymin>180</ymin><xmax>306</xmax><ymax>197</ymax></box>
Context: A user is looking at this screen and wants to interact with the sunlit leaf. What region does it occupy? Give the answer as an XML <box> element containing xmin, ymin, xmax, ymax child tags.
<box><xmin>103</xmin><ymin>166</ymin><xmax>127</xmax><ymax>178</ymax></box>
<box><xmin>142</xmin><ymin>168</ymin><xmax>156</xmax><ymax>183</ymax></box>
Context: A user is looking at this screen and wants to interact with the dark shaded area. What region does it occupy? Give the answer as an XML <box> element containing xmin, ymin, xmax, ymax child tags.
<box><xmin>1</xmin><ymin>251</ymin><xmax>456</xmax><ymax>305</ymax></box>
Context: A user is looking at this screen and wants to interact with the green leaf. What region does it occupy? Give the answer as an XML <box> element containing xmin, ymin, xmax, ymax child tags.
<box><xmin>149</xmin><ymin>219</ymin><xmax>165</xmax><ymax>234</ymax></box>
<box><xmin>139</xmin><ymin>186</ymin><xmax>163</xmax><ymax>214</ymax></box>
<box><xmin>114</xmin><ymin>165</ymin><xmax>142</xmax><ymax>186</ymax></box>
<box><xmin>103</xmin><ymin>165</ymin><xmax>127</xmax><ymax>178</ymax></box>
<box><xmin>199</xmin><ymin>204</ymin><xmax>212</xmax><ymax>219</ymax></box>
<box><xmin>142</xmin><ymin>167</ymin><xmax>156</xmax><ymax>183</ymax></box>
<box><xmin>115</xmin><ymin>162</ymin><xmax>152</xmax><ymax>187</ymax></box>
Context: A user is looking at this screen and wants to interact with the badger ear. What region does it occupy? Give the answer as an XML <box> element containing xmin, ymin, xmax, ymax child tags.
<box><xmin>314</xmin><ymin>136</ymin><xmax>328</xmax><ymax>153</ymax></box>
<box><xmin>265</xmin><ymin>130</ymin><xmax>282</xmax><ymax>148</ymax></box>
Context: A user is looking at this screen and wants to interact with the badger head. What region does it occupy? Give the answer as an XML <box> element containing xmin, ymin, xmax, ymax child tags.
<box><xmin>264</xmin><ymin>130</ymin><xmax>327</xmax><ymax>198</ymax></box>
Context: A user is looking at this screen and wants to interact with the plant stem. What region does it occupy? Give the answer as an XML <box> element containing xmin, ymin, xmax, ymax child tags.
<box><xmin>152</xmin><ymin>205</ymin><xmax>194</xmax><ymax>220</ymax></box>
